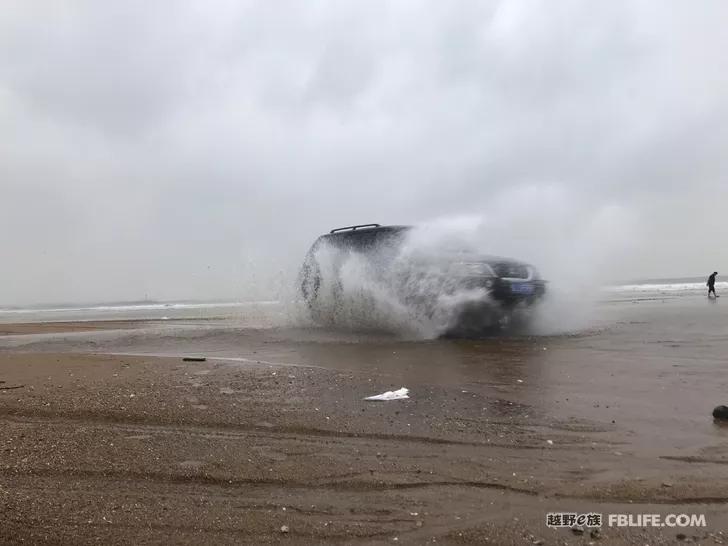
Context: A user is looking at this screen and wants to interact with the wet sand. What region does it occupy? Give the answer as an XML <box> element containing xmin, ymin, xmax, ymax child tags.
<box><xmin>0</xmin><ymin>320</ymin><xmax>176</xmax><ymax>336</ymax></box>
<box><xmin>2</xmin><ymin>297</ymin><xmax>728</xmax><ymax>544</ymax></box>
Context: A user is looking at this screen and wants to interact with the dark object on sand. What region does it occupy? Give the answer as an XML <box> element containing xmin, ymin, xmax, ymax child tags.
<box><xmin>712</xmin><ymin>405</ymin><xmax>728</xmax><ymax>420</ymax></box>
<box><xmin>183</xmin><ymin>357</ymin><xmax>207</xmax><ymax>362</ymax></box>
<box><xmin>0</xmin><ymin>384</ymin><xmax>24</xmax><ymax>390</ymax></box>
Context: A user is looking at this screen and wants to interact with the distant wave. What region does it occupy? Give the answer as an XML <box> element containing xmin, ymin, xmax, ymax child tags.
<box><xmin>0</xmin><ymin>300</ymin><xmax>280</xmax><ymax>315</ymax></box>
<box><xmin>607</xmin><ymin>281</ymin><xmax>728</xmax><ymax>293</ymax></box>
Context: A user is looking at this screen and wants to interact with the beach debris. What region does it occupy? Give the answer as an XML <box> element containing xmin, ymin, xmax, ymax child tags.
<box><xmin>713</xmin><ymin>405</ymin><xmax>728</xmax><ymax>420</ymax></box>
<box><xmin>183</xmin><ymin>357</ymin><xmax>207</xmax><ymax>362</ymax></box>
<box><xmin>0</xmin><ymin>384</ymin><xmax>24</xmax><ymax>390</ymax></box>
<box><xmin>280</xmin><ymin>525</ymin><xmax>289</xmax><ymax>534</ymax></box>
<box><xmin>546</xmin><ymin>440</ymin><xmax>554</xmax><ymax>445</ymax></box>
<box><xmin>364</xmin><ymin>387</ymin><xmax>409</xmax><ymax>401</ymax></box>
<box><xmin>571</xmin><ymin>524</ymin><xmax>585</xmax><ymax>535</ymax></box>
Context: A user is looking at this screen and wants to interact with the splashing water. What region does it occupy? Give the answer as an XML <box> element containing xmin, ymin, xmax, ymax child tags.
<box><xmin>280</xmin><ymin>186</ymin><xmax>637</xmax><ymax>339</ymax></box>
<box><xmin>290</xmin><ymin>226</ymin><xmax>538</xmax><ymax>339</ymax></box>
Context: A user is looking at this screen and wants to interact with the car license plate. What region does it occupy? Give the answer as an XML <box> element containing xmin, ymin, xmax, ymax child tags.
<box><xmin>511</xmin><ymin>283</ymin><xmax>534</xmax><ymax>295</ymax></box>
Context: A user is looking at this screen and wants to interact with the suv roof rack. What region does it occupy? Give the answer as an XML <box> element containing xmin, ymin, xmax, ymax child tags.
<box><xmin>330</xmin><ymin>223</ymin><xmax>381</xmax><ymax>234</ymax></box>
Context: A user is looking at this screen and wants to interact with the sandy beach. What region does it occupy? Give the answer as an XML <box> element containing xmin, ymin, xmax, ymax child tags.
<box><xmin>2</xmin><ymin>295</ymin><xmax>728</xmax><ymax>544</ymax></box>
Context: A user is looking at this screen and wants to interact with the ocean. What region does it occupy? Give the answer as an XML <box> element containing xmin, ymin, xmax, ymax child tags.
<box><xmin>1</xmin><ymin>276</ymin><xmax>722</xmax><ymax>324</ymax></box>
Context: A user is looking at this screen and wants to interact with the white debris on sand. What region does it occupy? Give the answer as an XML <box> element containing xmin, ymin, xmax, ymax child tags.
<box><xmin>364</xmin><ymin>387</ymin><xmax>410</xmax><ymax>401</ymax></box>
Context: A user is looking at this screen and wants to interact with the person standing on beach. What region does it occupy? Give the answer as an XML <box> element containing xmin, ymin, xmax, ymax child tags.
<box><xmin>707</xmin><ymin>271</ymin><xmax>718</xmax><ymax>298</ymax></box>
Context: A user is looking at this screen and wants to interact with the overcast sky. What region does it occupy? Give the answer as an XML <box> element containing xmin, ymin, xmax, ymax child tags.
<box><xmin>2</xmin><ymin>1</ymin><xmax>727</xmax><ymax>305</ymax></box>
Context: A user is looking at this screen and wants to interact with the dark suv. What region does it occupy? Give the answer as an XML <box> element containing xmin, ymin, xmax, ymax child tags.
<box><xmin>299</xmin><ymin>224</ymin><xmax>546</xmax><ymax>334</ymax></box>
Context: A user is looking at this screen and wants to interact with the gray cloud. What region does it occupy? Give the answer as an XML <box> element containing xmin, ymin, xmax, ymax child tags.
<box><xmin>2</xmin><ymin>0</ymin><xmax>727</xmax><ymax>305</ymax></box>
